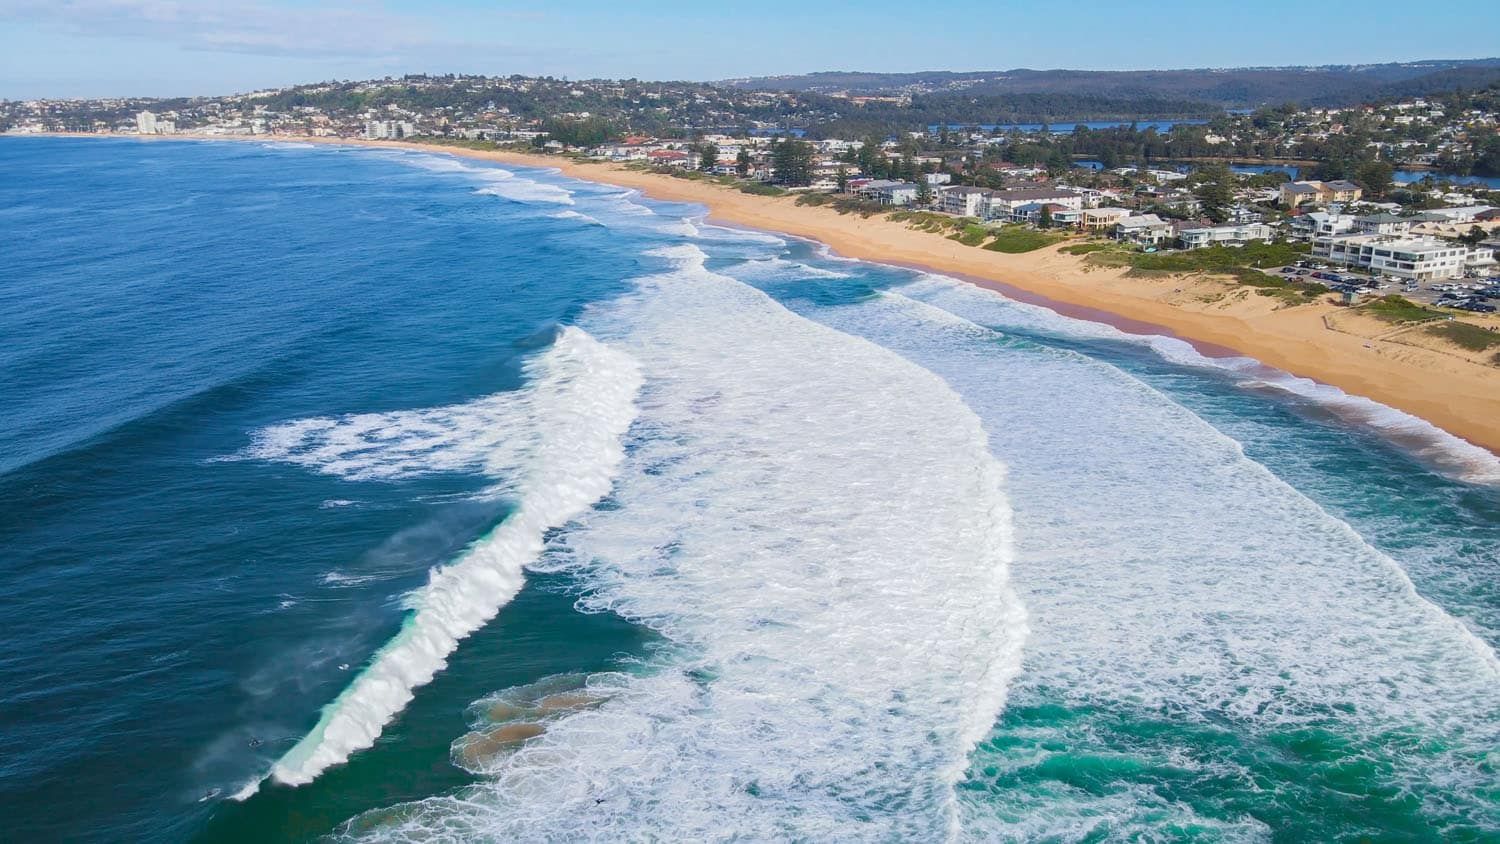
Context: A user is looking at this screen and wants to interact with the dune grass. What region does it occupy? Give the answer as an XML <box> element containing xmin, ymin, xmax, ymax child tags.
<box><xmin>1426</xmin><ymin>320</ymin><xmax>1500</xmax><ymax>352</ymax></box>
<box><xmin>984</xmin><ymin>226</ymin><xmax>1066</xmax><ymax>253</ymax></box>
<box><xmin>1366</xmin><ymin>295</ymin><xmax>1447</xmax><ymax>324</ymax></box>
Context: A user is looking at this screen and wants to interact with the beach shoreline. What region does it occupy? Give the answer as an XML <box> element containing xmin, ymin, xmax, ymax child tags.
<box><xmin>23</xmin><ymin>132</ymin><xmax>1500</xmax><ymax>455</ymax></box>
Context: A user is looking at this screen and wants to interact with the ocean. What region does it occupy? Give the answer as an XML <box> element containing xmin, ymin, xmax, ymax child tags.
<box><xmin>2</xmin><ymin>136</ymin><xmax>1498</xmax><ymax>842</ymax></box>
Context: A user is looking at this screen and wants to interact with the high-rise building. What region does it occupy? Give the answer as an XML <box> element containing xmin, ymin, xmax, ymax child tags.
<box><xmin>135</xmin><ymin>111</ymin><xmax>158</xmax><ymax>134</ymax></box>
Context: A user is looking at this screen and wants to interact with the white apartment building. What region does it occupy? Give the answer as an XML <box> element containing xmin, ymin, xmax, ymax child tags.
<box><xmin>939</xmin><ymin>186</ymin><xmax>991</xmax><ymax>217</ymax></box>
<box><xmin>365</xmin><ymin>120</ymin><xmax>416</xmax><ymax>140</ymax></box>
<box><xmin>135</xmin><ymin>111</ymin><xmax>157</xmax><ymax>134</ymax></box>
<box><xmin>1313</xmin><ymin>234</ymin><xmax>1471</xmax><ymax>280</ymax></box>
<box><xmin>1177</xmin><ymin>223</ymin><xmax>1275</xmax><ymax>250</ymax></box>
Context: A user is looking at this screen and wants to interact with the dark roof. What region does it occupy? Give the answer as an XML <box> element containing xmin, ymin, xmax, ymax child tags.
<box><xmin>993</xmin><ymin>188</ymin><xmax>1081</xmax><ymax>201</ymax></box>
<box><xmin>1325</xmin><ymin>180</ymin><xmax>1361</xmax><ymax>191</ymax></box>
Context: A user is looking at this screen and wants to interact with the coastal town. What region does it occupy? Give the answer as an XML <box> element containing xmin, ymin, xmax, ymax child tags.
<box><xmin>7</xmin><ymin>73</ymin><xmax>1499</xmax><ymax>323</ymax></box>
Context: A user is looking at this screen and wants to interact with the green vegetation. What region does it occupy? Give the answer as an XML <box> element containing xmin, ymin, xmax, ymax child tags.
<box><xmin>1425</xmin><ymin>321</ymin><xmax>1500</xmax><ymax>352</ymax></box>
<box><xmin>951</xmin><ymin>224</ymin><xmax>992</xmax><ymax>247</ymax></box>
<box><xmin>769</xmin><ymin>138</ymin><xmax>816</xmax><ymax>186</ymax></box>
<box><xmin>736</xmin><ymin>181</ymin><xmax>786</xmax><ymax>197</ymax></box>
<box><xmin>888</xmin><ymin>210</ymin><xmax>967</xmax><ymax>234</ymax></box>
<box><xmin>795</xmin><ymin>192</ymin><xmax>834</xmax><ymax>207</ymax></box>
<box><xmin>1059</xmin><ymin>242</ymin><xmax>1119</xmax><ymax>255</ymax></box>
<box><xmin>1088</xmin><ymin>241</ymin><xmax>1309</xmax><ymax>274</ymax></box>
<box><xmin>984</xmin><ymin>226</ymin><xmax>1066</xmax><ymax>253</ymax></box>
<box><xmin>1081</xmin><ymin>241</ymin><xmax>1329</xmax><ymax>299</ymax></box>
<box><xmin>1365</xmin><ymin>295</ymin><xmax>1446</xmax><ymax>324</ymax></box>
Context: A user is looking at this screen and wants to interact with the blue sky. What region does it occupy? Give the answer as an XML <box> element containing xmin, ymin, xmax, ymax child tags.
<box><xmin>1</xmin><ymin>0</ymin><xmax>1497</xmax><ymax>99</ymax></box>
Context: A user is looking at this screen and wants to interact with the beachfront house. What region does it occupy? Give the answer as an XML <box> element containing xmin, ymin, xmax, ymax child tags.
<box><xmin>855</xmin><ymin>179</ymin><xmax>919</xmax><ymax>206</ymax></box>
<box><xmin>939</xmin><ymin>186</ymin><xmax>993</xmax><ymax>218</ymax></box>
<box><xmin>1080</xmin><ymin>207</ymin><xmax>1133</xmax><ymax>233</ymax></box>
<box><xmin>647</xmin><ymin>149</ymin><xmax>694</xmax><ymax>168</ymax></box>
<box><xmin>1291</xmin><ymin>211</ymin><xmax>1358</xmax><ymax>241</ymax></box>
<box><xmin>1113</xmin><ymin>214</ymin><xmax>1173</xmax><ymax>246</ymax></box>
<box><xmin>1176</xmin><ymin>222</ymin><xmax>1275</xmax><ymax>250</ymax></box>
<box><xmin>985</xmin><ymin>188</ymin><xmax>1084</xmax><ymax>221</ymax></box>
<box><xmin>1312</xmin><ymin>233</ymin><xmax>1470</xmax><ymax>280</ymax></box>
<box><xmin>1011</xmin><ymin>202</ymin><xmax>1081</xmax><ymax>227</ymax></box>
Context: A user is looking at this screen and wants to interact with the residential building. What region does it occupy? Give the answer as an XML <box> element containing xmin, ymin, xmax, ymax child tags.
<box><xmin>1290</xmin><ymin>211</ymin><xmax>1357</xmax><ymax>241</ymax></box>
<box><xmin>1280</xmin><ymin>179</ymin><xmax>1364</xmax><ymax>207</ymax></box>
<box><xmin>1354</xmin><ymin>213</ymin><xmax>1413</xmax><ymax>236</ymax></box>
<box><xmin>365</xmin><ymin>120</ymin><xmax>415</xmax><ymax>139</ymax></box>
<box><xmin>1313</xmin><ymin>234</ymin><xmax>1471</xmax><ymax>280</ymax></box>
<box><xmin>646</xmin><ymin>149</ymin><xmax>693</xmax><ymax>167</ymax></box>
<box><xmin>1113</xmin><ymin>214</ymin><xmax>1172</xmax><ymax>246</ymax></box>
<box><xmin>1177</xmin><ymin>222</ymin><xmax>1274</xmax><ymax>250</ymax></box>
<box><xmin>986</xmin><ymin>188</ymin><xmax>1084</xmax><ymax>220</ymax></box>
<box><xmin>135</xmin><ymin>111</ymin><xmax>157</xmax><ymax>134</ymax></box>
<box><xmin>939</xmin><ymin>186</ymin><xmax>992</xmax><ymax>218</ymax></box>
<box><xmin>855</xmin><ymin>180</ymin><xmax>919</xmax><ymax>206</ymax></box>
<box><xmin>1080</xmin><ymin>207</ymin><xmax>1132</xmax><ymax>232</ymax></box>
<box><xmin>1010</xmin><ymin>202</ymin><xmax>1080</xmax><ymax>227</ymax></box>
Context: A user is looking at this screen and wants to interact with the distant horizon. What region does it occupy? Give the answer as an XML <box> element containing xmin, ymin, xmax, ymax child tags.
<box><xmin>3</xmin><ymin>0</ymin><xmax>1498</xmax><ymax>99</ymax></box>
<box><xmin>7</xmin><ymin>56</ymin><xmax>1500</xmax><ymax>103</ymax></box>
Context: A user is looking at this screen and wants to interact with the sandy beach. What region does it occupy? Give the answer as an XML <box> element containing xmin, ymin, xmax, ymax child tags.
<box><xmin>48</xmin><ymin>132</ymin><xmax>1500</xmax><ymax>455</ymax></box>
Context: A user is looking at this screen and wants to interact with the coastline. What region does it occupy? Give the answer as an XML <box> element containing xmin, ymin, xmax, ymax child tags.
<box><xmin>24</xmin><ymin>132</ymin><xmax>1500</xmax><ymax>456</ymax></box>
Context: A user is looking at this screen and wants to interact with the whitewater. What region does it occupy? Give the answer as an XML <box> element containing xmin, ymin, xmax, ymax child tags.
<box><xmin>245</xmin><ymin>327</ymin><xmax>642</xmax><ymax>787</ymax></box>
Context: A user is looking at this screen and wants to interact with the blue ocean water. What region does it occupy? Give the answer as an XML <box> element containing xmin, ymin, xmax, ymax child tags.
<box><xmin>1</xmin><ymin>137</ymin><xmax>1497</xmax><ymax>842</ymax></box>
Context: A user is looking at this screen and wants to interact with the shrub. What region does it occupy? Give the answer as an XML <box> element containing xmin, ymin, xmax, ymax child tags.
<box><xmin>737</xmin><ymin>182</ymin><xmax>786</xmax><ymax>197</ymax></box>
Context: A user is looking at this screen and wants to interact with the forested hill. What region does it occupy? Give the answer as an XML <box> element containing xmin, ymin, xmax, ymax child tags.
<box><xmin>722</xmin><ymin>59</ymin><xmax>1500</xmax><ymax>108</ymax></box>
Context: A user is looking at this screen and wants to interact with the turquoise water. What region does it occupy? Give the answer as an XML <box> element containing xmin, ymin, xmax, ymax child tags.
<box><xmin>1</xmin><ymin>137</ymin><xmax>1497</xmax><ymax>841</ymax></box>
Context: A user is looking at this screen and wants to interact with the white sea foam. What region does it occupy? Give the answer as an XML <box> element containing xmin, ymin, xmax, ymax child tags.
<box><xmin>692</xmin><ymin>221</ymin><xmax>788</xmax><ymax>246</ymax></box>
<box><xmin>723</xmin><ymin>256</ymin><xmax>855</xmax><ymax>281</ymax></box>
<box><xmin>547</xmin><ymin>209</ymin><xmax>602</xmax><ymax>226</ymax></box>
<box><xmin>245</xmin><ymin>328</ymin><xmax>641</xmax><ymax>786</ymax></box>
<box><xmin>393</xmin><ymin>153</ymin><xmax>575</xmax><ymax>205</ymax></box>
<box><xmin>805</xmin><ymin>287</ymin><xmax>1500</xmax><ymax>836</ymax></box>
<box><xmin>899</xmin><ymin>273</ymin><xmax>1500</xmax><ymax>485</ymax></box>
<box><xmin>342</xmin><ymin>244</ymin><xmax>1027</xmax><ymax>840</ymax></box>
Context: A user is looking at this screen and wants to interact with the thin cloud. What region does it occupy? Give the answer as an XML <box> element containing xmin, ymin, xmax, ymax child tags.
<box><xmin>1</xmin><ymin>0</ymin><xmax>520</xmax><ymax>60</ymax></box>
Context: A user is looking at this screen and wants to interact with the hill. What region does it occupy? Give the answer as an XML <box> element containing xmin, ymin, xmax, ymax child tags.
<box><xmin>721</xmin><ymin>59</ymin><xmax>1500</xmax><ymax>108</ymax></box>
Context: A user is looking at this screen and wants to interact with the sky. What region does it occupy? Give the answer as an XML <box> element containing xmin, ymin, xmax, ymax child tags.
<box><xmin>1</xmin><ymin>0</ymin><xmax>1498</xmax><ymax>99</ymax></box>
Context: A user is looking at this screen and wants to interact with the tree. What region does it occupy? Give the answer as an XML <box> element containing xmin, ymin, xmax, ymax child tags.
<box><xmin>916</xmin><ymin>176</ymin><xmax>933</xmax><ymax>205</ymax></box>
<box><xmin>699</xmin><ymin>142</ymin><xmax>719</xmax><ymax>171</ymax></box>
<box><xmin>856</xmin><ymin>138</ymin><xmax>880</xmax><ymax>176</ymax></box>
<box><xmin>736</xmin><ymin>147</ymin><xmax>753</xmax><ymax>177</ymax></box>
<box><xmin>1355</xmin><ymin>159</ymin><xmax>1394</xmax><ymax>198</ymax></box>
<box><xmin>1193</xmin><ymin>162</ymin><xmax>1235</xmax><ymax>224</ymax></box>
<box><xmin>771</xmin><ymin>138</ymin><xmax>815</xmax><ymax>186</ymax></box>
<box><xmin>1459</xmin><ymin>225</ymin><xmax>1488</xmax><ymax>246</ymax></box>
<box><xmin>836</xmin><ymin>165</ymin><xmax>849</xmax><ymax>193</ymax></box>
<box><xmin>1039</xmin><ymin>205</ymin><xmax>1054</xmax><ymax>228</ymax></box>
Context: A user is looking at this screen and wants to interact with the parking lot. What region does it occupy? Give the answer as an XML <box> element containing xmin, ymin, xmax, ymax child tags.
<box><xmin>1271</xmin><ymin>260</ymin><xmax>1500</xmax><ymax>312</ymax></box>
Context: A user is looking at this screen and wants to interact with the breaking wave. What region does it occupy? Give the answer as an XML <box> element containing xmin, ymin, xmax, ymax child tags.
<box><xmin>898</xmin><ymin>273</ymin><xmax>1500</xmax><ymax>485</ymax></box>
<box><xmin>340</xmin><ymin>244</ymin><xmax>1028</xmax><ymax>840</ymax></box>
<box><xmin>242</xmin><ymin>327</ymin><xmax>640</xmax><ymax>786</ymax></box>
